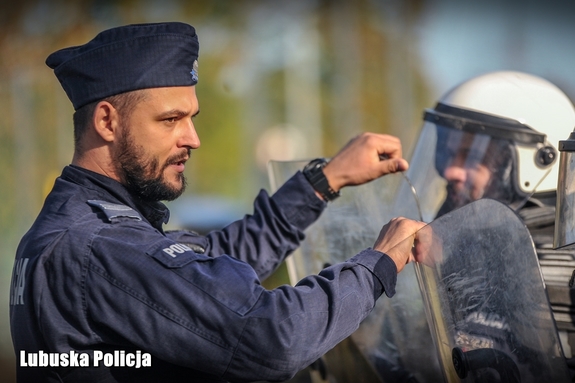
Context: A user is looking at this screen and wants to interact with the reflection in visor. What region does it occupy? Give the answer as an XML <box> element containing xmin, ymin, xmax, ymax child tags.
<box><xmin>434</xmin><ymin>125</ymin><xmax>517</xmax><ymax>217</ymax></box>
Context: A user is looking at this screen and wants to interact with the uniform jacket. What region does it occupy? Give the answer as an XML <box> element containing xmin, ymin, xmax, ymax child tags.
<box><xmin>10</xmin><ymin>165</ymin><xmax>398</xmax><ymax>383</ymax></box>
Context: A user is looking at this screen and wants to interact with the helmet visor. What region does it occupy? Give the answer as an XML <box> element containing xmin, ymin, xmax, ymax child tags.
<box><xmin>406</xmin><ymin>122</ymin><xmax>517</xmax><ymax>219</ymax></box>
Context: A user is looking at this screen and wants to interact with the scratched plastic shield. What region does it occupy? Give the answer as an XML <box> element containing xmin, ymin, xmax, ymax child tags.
<box><xmin>412</xmin><ymin>198</ymin><xmax>570</xmax><ymax>383</ymax></box>
<box><xmin>268</xmin><ymin>160</ymin><xmax>443</xmax><ymax>382</ymax></box>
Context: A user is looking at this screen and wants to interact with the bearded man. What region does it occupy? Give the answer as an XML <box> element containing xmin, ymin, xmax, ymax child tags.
<box><xmin>9</xmin><ymin>22</ymin><xmax>424</xmax><ymax>383</ymax></box>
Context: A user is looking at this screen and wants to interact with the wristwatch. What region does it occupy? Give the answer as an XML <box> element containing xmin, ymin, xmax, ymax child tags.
<box><xmin>302</xmin><ymin>158</ymin><xmax>340</xmax><ymax>202</ymax></box>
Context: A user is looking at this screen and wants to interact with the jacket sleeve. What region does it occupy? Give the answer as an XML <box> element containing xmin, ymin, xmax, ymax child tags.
<box><xmin>166</xmin><ymin>171</ymin><xmax>326</xmax><ymax>280</ymax></box>
<box><xmin>85</xmin><ymin>224</ymin><xmax>397</xmax><ymax>382</ymax></box>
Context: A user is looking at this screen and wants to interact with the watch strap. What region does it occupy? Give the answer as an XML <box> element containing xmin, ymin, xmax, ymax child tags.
<box><xmin>303</xmin><ymin>158</ymin><xmax>340</xmax><ymax>202</ymax></box>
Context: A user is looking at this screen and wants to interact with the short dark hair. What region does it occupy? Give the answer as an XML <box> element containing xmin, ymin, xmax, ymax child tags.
<box><xmin>72</xmin><ymin>89</ymin><xmax>148</xmax><ymax>152</ymax></box>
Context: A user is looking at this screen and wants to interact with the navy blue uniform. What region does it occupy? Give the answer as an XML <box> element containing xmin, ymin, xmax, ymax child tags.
<box><xmin>10</xmin><ymin>165</ymin><xmax>398</xmax><ymax>383</ymax></box>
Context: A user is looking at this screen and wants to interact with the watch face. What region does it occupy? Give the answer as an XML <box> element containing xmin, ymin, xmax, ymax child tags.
<box><xmin>304</xmin><ymin>159</ymin><xmax>326</xmax><ymax>178</ymax></box>
<box><xmin>306</xmin><ymin>158</ymin><xmax>326</xmax><ymax>171</ymax></box>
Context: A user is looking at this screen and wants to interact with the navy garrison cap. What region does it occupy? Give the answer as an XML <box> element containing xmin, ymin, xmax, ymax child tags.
<box><xmin>46</xmin><ymin>22</ymin><xmax>199</xmax><ymax>110</ymax></box>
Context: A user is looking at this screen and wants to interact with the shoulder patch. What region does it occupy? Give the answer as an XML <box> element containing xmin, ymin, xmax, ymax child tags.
<box><xmin>87</xmin><ymin>200</ymin><xmax>142</xmax><ymax>222</ymax></box>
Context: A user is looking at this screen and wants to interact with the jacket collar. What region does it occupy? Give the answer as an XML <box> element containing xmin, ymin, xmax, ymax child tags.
<box><xmin>62</xmin><ymin>165</ymin><xmax>170</xmax><ymax>230</ymax></box>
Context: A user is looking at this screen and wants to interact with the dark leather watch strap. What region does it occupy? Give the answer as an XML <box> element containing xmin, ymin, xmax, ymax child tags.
<box><xmin>302</xmin><ymin>158</ymin><xmax>340</xmax><ymax>201</ymax></box>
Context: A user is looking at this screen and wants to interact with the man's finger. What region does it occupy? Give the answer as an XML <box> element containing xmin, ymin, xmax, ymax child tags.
<box><xmin>380</xmin><ymin>158</ymin><xmax>409</xmax><ymax>174</ymax></box>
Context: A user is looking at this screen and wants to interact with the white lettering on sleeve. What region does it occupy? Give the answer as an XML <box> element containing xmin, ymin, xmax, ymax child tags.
<box><xmin>10</xmin><ymin>258</ymin><xmax>29</xmax><ymax>306</ymax></box>
<box><xmin>162</xmin><ymin>243</ymin><xmax>192</xmax><ymax>258</ymax></box>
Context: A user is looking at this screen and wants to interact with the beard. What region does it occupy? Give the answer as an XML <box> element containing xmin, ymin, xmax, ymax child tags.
<box><xmin>436</xmin><ymin>182</ymin><xmax>478</xmax><ymax>218</ymax></box>
<box><xmin>437</xmin><ymin>176</ymin><xmax>515</xmax><ymax>218</ymax></box>
<box><xmin>115</xmin><ymin>129</ymin><xmax>189</xmax><ymax>202</ymax></box>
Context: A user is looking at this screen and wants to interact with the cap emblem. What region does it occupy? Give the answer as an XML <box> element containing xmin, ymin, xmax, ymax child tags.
<box><xmin>191</xmin><ymin>60</ymin><xmax>199</xmax><ymax>83</ymax></box>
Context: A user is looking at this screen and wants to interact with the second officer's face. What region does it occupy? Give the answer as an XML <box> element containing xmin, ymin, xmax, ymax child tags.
<box><xmin>115</xmin><ymin>86</ymin><xmax>201</xmax><ymax>201</ymax></box>
<box><xmin>442</xmin><ymin>148</ymin><xmax>492</xmax><ymax>208</ymax></box>
<box><xmin>437</xmin><ymin>130</ymin><xmax>493</xmax><ymax>210</ymax></box>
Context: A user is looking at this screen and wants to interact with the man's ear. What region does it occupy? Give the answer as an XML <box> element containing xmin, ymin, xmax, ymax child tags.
<box><xmin>92</xmin><ymin>101</ymin><xmax>119</xmax><ymax>142</ymax></box>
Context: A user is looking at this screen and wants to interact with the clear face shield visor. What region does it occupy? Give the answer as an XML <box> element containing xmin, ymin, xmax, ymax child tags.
<box><xmin>405</xmin><ymin>104</ymin><xmax>547</xmax><ymax>220</ymax></box>
<box><xmin>433</xmin><ymin>125</ymin><xmax>517</xmax><ymax>216</ymax></box>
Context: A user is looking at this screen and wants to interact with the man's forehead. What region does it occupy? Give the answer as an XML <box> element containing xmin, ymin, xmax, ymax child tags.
<box><xmin>139</xmin><ymin>86</ymin><xmax>198</xmax><ymax>110</ymax></box>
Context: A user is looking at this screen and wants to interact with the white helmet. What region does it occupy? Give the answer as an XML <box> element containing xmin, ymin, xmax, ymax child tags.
<box><xmin>406</xmin><ymin>71</ymin><xmax>575</xmax><ymax>220</ymax></box>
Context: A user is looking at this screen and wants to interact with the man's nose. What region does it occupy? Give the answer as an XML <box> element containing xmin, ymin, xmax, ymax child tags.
<box><xmin>180</xmin><ymin>119</ymin><xmax>201</xmax><ymax>149</ymax></box>
<box><xmin>443</xmin><ymin>164</ymin><xmax>467</xmax><ymax>183</ymax></box>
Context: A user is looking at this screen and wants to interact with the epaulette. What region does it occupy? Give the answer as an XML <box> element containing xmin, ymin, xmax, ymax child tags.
<box><xmin>87</xmin><ymin>200</ymin><xmax>142</xmax><ymax>222</ymax></box>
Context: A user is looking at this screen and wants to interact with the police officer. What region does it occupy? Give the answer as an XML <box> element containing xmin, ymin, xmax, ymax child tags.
<box><xmin>9</xmin><ymin>22</ymin><xmax>425</xmax><ymax>383</ymax></box>
<box><xmin>405</xmin><ymin>70</ymin><xmax>575</xmax><ymax>368</ymax></box>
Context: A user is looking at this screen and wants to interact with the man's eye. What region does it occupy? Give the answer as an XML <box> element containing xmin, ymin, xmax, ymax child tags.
<box><xmin>165</xmin><ymin>117</ymin><xmax>177</xmax><ymax>123</ymax></box>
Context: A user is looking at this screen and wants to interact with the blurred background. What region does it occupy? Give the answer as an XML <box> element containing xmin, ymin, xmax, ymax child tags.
<box><xmin>1</xmin><ymin>0</ymin><xmax>575</xmax><ymax>381</ymax></box>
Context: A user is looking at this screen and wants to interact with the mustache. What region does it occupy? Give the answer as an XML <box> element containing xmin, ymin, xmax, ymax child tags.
<box><xmin>163</xmin><ymin>149</ymin><xmax>191</xmax><ymax>168</ymax></box>
<box><xmin>436</xmin><ymin>182</ymin><xmax>475</xmax><ymax>218</ymax></box>
<box><xmin>445</xmin><ymin>182</ymin><xmax>474</xmax><ymax>206</ymax></box>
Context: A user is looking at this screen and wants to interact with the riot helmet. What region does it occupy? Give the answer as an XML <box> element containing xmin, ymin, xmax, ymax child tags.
<box><xmin>405</xmin><ymin>71</ymin><xmax>575</xmax><ymax>220</ymax></box>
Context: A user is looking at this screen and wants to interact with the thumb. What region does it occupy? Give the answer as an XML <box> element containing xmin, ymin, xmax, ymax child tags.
<box><xmin>380</xmin><ymin>158</ymin><xmax>409</xmax><ymax>174</ymax></box>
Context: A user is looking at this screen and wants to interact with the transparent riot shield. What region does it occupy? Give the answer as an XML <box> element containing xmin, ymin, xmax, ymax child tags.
<box><xmin>413</xmin><ymin>198</ymin><xmax>570</xmax><ymax>383</ymax></box>
<box><xmin>268</xmin><ymin>160</ymin><xmax>443</xmax><ymax>383</ymax></box>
